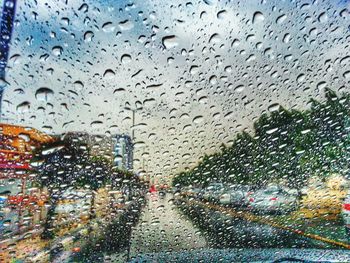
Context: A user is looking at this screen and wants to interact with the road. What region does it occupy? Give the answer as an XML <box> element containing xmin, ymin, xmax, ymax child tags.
<box><xmin>25</xmin><ymin>191</ymin><xmax>348</xmax><ymax>262</ymax></box>
<box><xmin>106</xmin><ymin>193</ymin><xmax>343</xmax><ymax>262</ymax></box>
<box><xmin>127</xmin><ymin>193</ymin><xmax>207</xmax><ymax>260</ymax></box>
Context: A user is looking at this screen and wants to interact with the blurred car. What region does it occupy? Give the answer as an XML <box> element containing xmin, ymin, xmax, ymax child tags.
<box><xmin>50</xmin><ymin>243</ymin><xmax>64</xmax><ymax>259</ymax></box>
<box><xmin>158</xmin><ymin>188</ymin><xmax>166</xmax><ymax>198</ymax></box>
<box><xmin>300</xmin><ymin>186</ymin><xmax>308</xmax><ymax>196</ymax></box>
<box><xmin>187</xmin><ymin>187</ymin><xmax>201</xmax><ymax>198</ymax></box>
<box><xmin>219</xmin><ymin>185</ymin><xmax>254</xmax><ymax>207</ymax></box>
<box><xmin>199</xmin><ymin>188</ymin><xmax>210</xmax><ymax>200</ymax></box>
<box><xmin>171</xmin><ymin>187</ymin><xmax>181</xmax><ymax>196</ymax></box>
<box><xmin>30</xmin><ymin>250</ymin><xmax>50</xmax><ymax>262</ymax></box>
<box><xmin>248</xmin><ymin>185</ymin><xmax>298</xmax><ymax>214</ymax></box>
<box><xmin>285</xmin><ymin>188</ymin><xmax>299</xmax><ymax>197</ymax></box>
<box><xmin>204</xmin><ymin>183</ymin><xmax>225</xmax><ymax>202</ymax></box>
<box><xmin>341</xmin><ymin>190</ymin><xmax>350</xmax><ymax>234</ymax></box>
<box><xmin>179</xmin><ymin>186</ymin><xmax>200</xmax><ymax>200</ymax></box>
<box><xmin>196</xmin><ymin>187</ymin><xmax>205</xmax><ymax>200</ymax></box>
<box><xmin>301</xmin><ymin>183</ymin><xmax>347</xmax><ymax>218</ymax></box>
<box><xmin>181</xmin><ymin>186</ymin><xmax>191</xmax><ymax>196</ymax></box>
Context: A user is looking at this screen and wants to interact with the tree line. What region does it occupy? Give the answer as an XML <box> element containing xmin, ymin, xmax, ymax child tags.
<box><xmin>173</xmin><ymin>89</ymin><xmax>350</xmax><ymax>188</ymax></box>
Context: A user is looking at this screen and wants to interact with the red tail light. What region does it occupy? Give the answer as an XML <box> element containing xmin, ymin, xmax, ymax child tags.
<box><xmin>270</xmin><ymin>197</ymin><xmax>277</xmax><ymax>201</ymax></box>
<box><xmin>343</xmin><ymin>203</ymin><xmax>350</xmax><ymax>211</ymax></box>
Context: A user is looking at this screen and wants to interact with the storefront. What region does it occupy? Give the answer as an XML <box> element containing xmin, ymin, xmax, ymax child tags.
<box><xmin>0</xmin><ymin>172</ymin><xmax>48</xmax><ymax>240</ymax></box>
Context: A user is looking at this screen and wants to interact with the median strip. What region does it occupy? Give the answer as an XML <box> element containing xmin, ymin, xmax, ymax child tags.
<box><xmin>187</xmin><ymin>199</ymin><xmax>350</xmax><ymax>250</ymax></box>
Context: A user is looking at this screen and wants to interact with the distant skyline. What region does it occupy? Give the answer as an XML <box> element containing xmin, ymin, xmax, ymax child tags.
<box><xmin>2</xmin><ymin>0</ymin><xmax>350</xmax><ymax>180</ymax></box>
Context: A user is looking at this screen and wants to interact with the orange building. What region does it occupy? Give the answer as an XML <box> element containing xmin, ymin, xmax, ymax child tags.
<box><xmin>0</xmin><ymin>123</ymin><xmax>54</xmax><ymax>151</ymax></box>
<box><xmin>0</xmin><ymin>123</ymin><xmax>54</xmax><ymax>169</ymax></box>
<box><xmin>0</xmin><ymin>124</ymin><xmax>53</xmax><ymax>246</ymax></box>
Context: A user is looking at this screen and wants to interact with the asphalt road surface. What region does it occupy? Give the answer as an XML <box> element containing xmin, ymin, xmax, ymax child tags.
<box><xmin>108</xmin><ymin>193</ymin><xmax>340</xmax><ymax>262</ymax></box>
<box><xmin>127</xmin><ymin>193</ymin><xmax>207</xmax><ymax>259</ymax></box>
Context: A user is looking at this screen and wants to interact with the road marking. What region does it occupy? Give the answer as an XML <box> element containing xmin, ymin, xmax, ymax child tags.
<box><xmin>185</xmin><ymin>198</ymin><xmax>350</xmax><ymax>250</ymax></box>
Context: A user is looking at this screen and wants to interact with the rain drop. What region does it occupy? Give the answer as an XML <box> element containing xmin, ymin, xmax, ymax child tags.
<box><xmin>103</xmin><ymin>69</ymin><xmax>116</xmax><ymax>79</ymax></box>
<box><xmin>162</xmin><ymin>35</ymin><xmax>179</xmax><ymax>49</ymax></box>
<box><xmin>252</xmin><ymin>11</ymin><xmax>264</xmax><ymax>24</ymax></box>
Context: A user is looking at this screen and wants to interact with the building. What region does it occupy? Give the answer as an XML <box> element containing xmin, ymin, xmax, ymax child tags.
<box><xmin>0</xmin><ymin>123</ymin><xmax>53</xmax><ymax>240</ymax></box>
<box><xmin>63</xmin><ymin>132</ymin><xmax>114</xmax><ymax>160</ymax></box>
<box><xmin>114</xmin><ymin>134</ymin><xmax>133</xmax><ymax>171</ymax></box>
<box><xmin>58</xmin><ymin>132</ymin><xmax>134</xmax><ymax>170</ymax></box>
<box><xmin>0</xmin><ymin>123</ymin><xmax>54</xmax><ymax>169</ymax></box>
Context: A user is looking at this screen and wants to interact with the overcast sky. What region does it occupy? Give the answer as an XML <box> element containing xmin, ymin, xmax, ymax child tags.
<box><xmin>2</xmin><ymin>0</ymin><xmax>350</xmax><ymax>181</ymax></box>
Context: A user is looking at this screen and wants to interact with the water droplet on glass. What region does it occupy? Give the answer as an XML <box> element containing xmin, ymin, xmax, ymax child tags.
<box><xmin>74</xmin><ymin>81</ymin><xmax>84</xmax><ymax>90</ymax></box>
<box><xmin>90</xmin><ymin>120</ymin><xmax>103</xmax><ymax>129</ymax></box>
<box><xmin>231</xmin><ymin>39</ymin><xmax>240</xmax><ymax>47</ymax></box>
<box><xmin>193</xmin><ymin>115</ymin><xmax>204</xmax><ymax>124</ymax></box>
<box><xmin>317</xmin><ymin>81</ymin><xmax>327</xmax><ymax>91</ymax></box>
<box><xmin>118</xmin><ymin>20</ymin><xmax>134</xmax><ymax>31</ymax></box>
<box><xmin>190</xmin><ymin>65</ymin><xmax>199</xmax><ymax>75</ymax></box>
<box><xmin>296</xmin><ymin>74</ymin><xmax>305</xmax><ymax>83</ymax></box>
<box><xmin>282</xmin><ymin>33</ymin><xmax>290</xmax><ymax>43</ymax></box>
<box><xmin>17</xmin><ymin>101</ymin><xmax>31</xmax><ymax>113</ymax></box>
<box><xmin>35</xmin><ymin>87</ymin><xmax>54</xmax><ymax>102</ymax></box>
<box><xmin>252</xmin><ymin>11</ymin><xmax>264</xmax><ymax>24</ymax></box>
<box><xmin>318</xmin><ymin>12</ymin><xmax>328</xmax><ymax>23</ymax></box>
<box><xmin>121</xmin><ymin>54</ymin><xmax>132</xmax><ymax>64</ymax></box>
<box><xmin>103</xmin><ymin>69</ymin><xmax>116</xmax><ymax>79</ymax></box>
<box><xmin>102</xmin><ymin>22</ymin><xmax>115</xmax><ymax>32</ymax></box>
<box><xmin>234</xmin><ymin>85</ymin><xmax>245</xmax><ymax>92</ymax></box>
<box><xmin>203</xmin><ymin>0</ymin><xmax>216</xmax><ymax>5</ymax></box>
<box><xmin>52</xmin><ymin>46</ymin><xmax>63</xmax><ymax>56</ymax></box>
<box><xmin>276</xmin><ymin>14</ymin><xmax>287</xmax><ymax>24</ymax></box>
<box><xmin>217</xmin><ymin>10</ymin><xmax>227</xmax><ymax>19</ymax></box>
<box><xmin>84</xmin><ymin>31</ymin><xmax>94</xmax><ymax>42</ymax></box>
<box><xmin>268</xmin><ymin>103</ymin><xmax>280</xmax><ymax>112</ymax></box>
<box><xmin>162</xmin><ymin>35</ymin><xmax>179</xmax><ymax>49</ymax></box>
<box><xmin>209</xmin><ymin>75</ymin><xmax>217</xmax><ymax>85</ymax></box>
<box><xmin>343</xmin><ymin>71</ymin><xmax>350</xmax><ymax>79</ymax></box>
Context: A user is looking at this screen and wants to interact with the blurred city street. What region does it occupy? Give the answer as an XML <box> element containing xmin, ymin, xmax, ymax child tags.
<box><xmin>128</xmin><ymin>193</ymin><xmax>207</xmax><ymax>258</ymax></box>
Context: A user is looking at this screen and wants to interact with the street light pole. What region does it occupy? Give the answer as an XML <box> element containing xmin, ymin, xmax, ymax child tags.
<box><xmin>124</xmin><ymin>107</ymin><xmax>141</xmax><ymax>141</ymax></box>
<box><xmin>124</xmin><ymin>106</ymin><xmax>142</xmax><ymax>171</ymax></box>
<box><xmin>132</xmin><ymin>109</ymin><xmax>135</xmax><ymax>141</ymax></box>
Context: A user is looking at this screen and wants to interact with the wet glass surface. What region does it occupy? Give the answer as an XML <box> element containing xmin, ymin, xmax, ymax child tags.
<box><xmin>1</xmin><ymin>0</ymin><xmax>350</xmax><ymax>262</ymax></box>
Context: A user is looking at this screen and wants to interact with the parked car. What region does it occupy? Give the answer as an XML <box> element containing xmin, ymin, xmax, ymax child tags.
<box><xmin>204</xmin><ymin>183</ymin><xmax>225</xmax><ymax>202</ymax></box>
<box><xmin>219</xmin><ymin>185</ymin><xmax>246</xmax><ymax>206</ymax></box>
<box><xmin>171</xmin><ymin>187</ymin><xmax>181</xmax><ymax>196</ymax></box>
<box><xmin>239</xmin><ymin>185</ymin><xmax>255</xmax><ymax>206</ymax></box>
<box><xmin>188</xmin><ymin>187</ymin><xmax>201</xmax><ymax>198</ymax></box>
<box><xmin>248</xmin><ymin>185</ymin><xmax>298</xmax><ymax>214</ymax></box>
<box><xmin>300</xmin><ymin>186</ymin><xmax>308</xmax><ymax>196</ymax></box>
<box><xmin>50</xmin><ymin>243</ymin><xmax>64</xmax><ymax>259</ymax></box>
<box><xmin>197</xmin><ymin>188</ymin><xmax>207</xmax><ymax>200</ymax></box>
<box><xmin>159</xmin><ymin>189</ymin><xmax>166</xmax><ymax>198</ymax></box>
<box><xmin>341</xmin><ymin>190</ymin><xmax>350</xmax><ymax>234</ymax></box>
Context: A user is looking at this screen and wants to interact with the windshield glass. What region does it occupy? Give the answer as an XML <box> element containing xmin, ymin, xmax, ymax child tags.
<box><xmin>1</xmin><ymin>0</ymin><xmax>350</xmax><ymax>262</ymax></box>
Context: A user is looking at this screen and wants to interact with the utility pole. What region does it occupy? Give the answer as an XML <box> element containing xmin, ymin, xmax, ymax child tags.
<box><xmin>131</xmin><ymin>109</ymin><xmax>135</xmax><ymax>141</ymax></box>
<box><xmin>124</xmin><ymin>106</ymin><xmax>142</xmax><ymax>171</ymax></box>
<box><xmin>124</xmin><ymin>107</ymin><xmax>141</xmax><ymax>141</ymax></box>
<box><xmin>0</xmin><ymin>0</ymin><xmax>17</xmax><ymax>119</ymax></box>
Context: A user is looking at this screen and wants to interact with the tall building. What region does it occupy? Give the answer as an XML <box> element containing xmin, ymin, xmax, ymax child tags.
<box><xmin>114</xmin><ymin>134</ymin><xmax>133</xmax><ymax>171</ymax></box>
<box><xmin>49</xmin><ymin>132</ymin><xmax>134</xmax><ymax>170</ymax></box>
<box><xmin>63</xmin><ymin>132</ymin><xmax>114</xmax><ymax>160</ymax></box>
